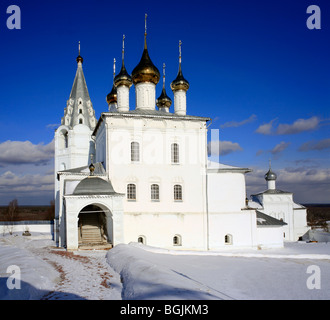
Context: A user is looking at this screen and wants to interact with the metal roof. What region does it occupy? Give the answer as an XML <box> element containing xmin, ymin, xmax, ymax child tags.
<box><xmin>73</xmin><ymin>176</ymin><xmax>118</xmax><ymax>196</ymax></box>
<box><xmin>256</xmin><ymin>211</ymin><xmax>287</xmax><ymax>227</ymax></box>
<box><xmin>252</xmin><ymin>189</ymin><xmax>293</xmax><ymax>196</ymax></box>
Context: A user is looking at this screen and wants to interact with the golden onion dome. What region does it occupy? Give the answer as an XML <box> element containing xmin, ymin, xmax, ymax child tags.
<box><xmin>106</xmin><ymin>84</ymin><xmax>117</xmax><ymax>105</ymax></box>
<box><xmin>131</xmin><ymin>35</ymin><xmax>160</xmax><ymax>85</ymax></box>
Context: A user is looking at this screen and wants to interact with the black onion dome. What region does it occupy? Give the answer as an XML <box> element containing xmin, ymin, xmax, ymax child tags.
<box><xmin>171</xmin><ymin>64</ymin><xmax>189</xmax><ymax>92</ymax></box>
<box><xmin>76</xmin><ymin>55</ymin><xmax>83</xmax><ymax>64</ymax></box>
<box><xmin>156</xmin><ymin>86</ymin><xmax>172</xmax><ymax>109</ymax></box>
<box><xmin>114</xmin><ymin>63</ymin><xmax>132</xmax><ymax>88</ymax></box>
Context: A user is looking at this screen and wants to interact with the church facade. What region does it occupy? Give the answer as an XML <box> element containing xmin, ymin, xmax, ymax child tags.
<box><xmin>54</xmin><ymin>26</ymin><xmax>309</xmax><ymax>251</ymax></box>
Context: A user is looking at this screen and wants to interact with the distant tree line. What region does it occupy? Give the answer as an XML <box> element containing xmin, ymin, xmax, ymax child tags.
<box><xmin>0</xmin><ymin>199</ymin><xmax>55</xmax><ymax>222</ymax></box>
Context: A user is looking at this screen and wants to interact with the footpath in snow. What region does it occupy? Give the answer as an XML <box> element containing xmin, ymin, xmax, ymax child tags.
<box><xmin>0</xmin><ymin>235</ymin><xmax>122</xmax><ymax>300</ymax></box>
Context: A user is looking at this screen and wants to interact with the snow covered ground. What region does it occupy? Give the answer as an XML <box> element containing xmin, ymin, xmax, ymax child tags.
<box><xmin>1</xmin><ymin>233</ymin><xmax>330</xmax><ymax>300</ymax></box>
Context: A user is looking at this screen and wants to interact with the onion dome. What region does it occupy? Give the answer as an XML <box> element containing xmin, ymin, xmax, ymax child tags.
<box><xmin>106</xmin><ymin>84</ymin><xmax>117</xmax><ymax>105</ymax></box>
<box><xmin>76</xmin><ymin>41</ymin><xmax>83</xmax><ymax>64</ymax></box>
<box><xmin>265</xmin><ymin>161</ymin><xmax>277</xmax><ymax>181</ymax></box>
<box><xmin>114</xmin><ymin>35</ymin><xmax>133</xmax><ymax>88</ymax></box>
<box><xmin>106</xmin><ymin>58</ymin><xmax>117</xmax><ymax>105</ymax></box>
<box><xmin>171</xmin><ymin>40</ymin><xmax>189</xmax><ymax>92</ymax></box>
<box><xmin>156</xmin><ymin>63</ymin><xmax>172</xmax><ymax>109</ymax></box>
<box><xmin>114</xmin><ymin>64</ymin><xmax>132</xmax><ymax>87</ymax></box>
<box><xmin>265</xmin><ymin>169</ymin><xmax>277</xmax><ymax>181</ymax></box>
<box><xmin>131</xmin><ymin>14</ymin><xmax>160</xmax><ymax>85</ymax></box>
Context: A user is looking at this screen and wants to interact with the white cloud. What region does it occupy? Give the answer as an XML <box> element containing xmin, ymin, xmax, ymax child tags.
<box><xmin>0</xmin><ymin>139</ymin><xmax>54</xmax><ymax>166</ymax></box>
<box><xmin>220</xmin><ymin>114</ymin><xmax>257</xmax><ymax>129</ymax></box>
<box><xmin>255</xmin><ymin>116</ymin><xmax>324</xmax><ymax>136</ymax></box>
<box><xmin>271</xmin><ymin>141</ymin><xmax>291</xmax><ymax>154</ymax></box>
<box><xmin>208</xmin><ymin>140</ymin><xmax>243</xmax><ymax>156</ymax></box>
<box><xmin>0</xmin><ymin>171</ymin><xmax>53</xmax><ymax>191</ymax></box>
<box><xmin>255</xmin><ymin>118</ymin><xmax>277</xmax><ymax>135</ymax></box>
<box><xmin>299</xmin><ymin>138</ymin><xmax>330</xmax><ymax>152</ymax></box>
<box><xmin>276</xmin><ymin>116</ymin><xmax>320</xmax><ymax>135</ymax></box>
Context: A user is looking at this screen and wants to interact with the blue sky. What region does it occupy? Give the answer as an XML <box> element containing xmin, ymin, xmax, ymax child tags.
<box><xmin>0</xmin><ymin>0</ymin><xmax>329</xmax><ymax>205</ymax></box>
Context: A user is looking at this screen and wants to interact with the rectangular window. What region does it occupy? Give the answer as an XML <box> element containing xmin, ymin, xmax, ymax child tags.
<box><xmin>151</xmin><ymin>184</ymin><xmax>160</xmax><ymax>201</ymax></box>
<box><xmin>131</xmin><ymin>142</ymin><xmax>140</xmax><ymax>162</ymax></box>
<box><xmin>127</xmin><ymin>184</ymin><xmax>136</xmax><ymax>200</ymax></box>
<box><xmin>174</xmin><ymin>185</ymin><xmax>182</xmax><ymax>201</ymax></box>
<box><xmin>171</xmin><ymin>143</ymin><xmax>179</xmax><ymax>164</ymax></box>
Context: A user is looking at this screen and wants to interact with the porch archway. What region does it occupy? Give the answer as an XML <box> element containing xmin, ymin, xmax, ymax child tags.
<box><xmin>77</xmin><ymin>204</ymin><xmax>113</xmax><ymax>247</ymax></box>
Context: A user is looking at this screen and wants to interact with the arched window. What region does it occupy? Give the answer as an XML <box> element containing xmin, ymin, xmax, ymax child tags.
<box><xmin>151</xmin><ymin>184</ymin><xmax>159</xmax><ymax>201</ymax></box>
<box><xmin>64</xmin><ymin>132</ymin><xmax>68</xmax><ymax>148</ymax></box>
<box><xmin>225</xmin><ymin>234</ymin><xmax>233</xmax><ymax>245</ymax></box>
<box><xmin>127</xmin><ymin>184</ymin><xmax>136</xmax><ymax>201</ymax></box>
<box><xmin>174</xmin><ymin>185</ymin><xmax>182</xmax><ymax>201</ymax></box>
<box><xmin>59</xmin><ymin>130</ymin><xmax>68</xmax><ymax>149</ymax></box>
<box><xmin>171</xmin><ymin>143</ymin><xmax>179</xmax><ymax>164</ymax></box>
<box><xmin>79</xmin><ymin>118</ymin><xmax>83</xmax><ymax>124</ymax></box>
<box><xmin>173</xmin><ymin>234</ymin><xmax>182</xmax><ymax>246</ymax></box>
<box><xmin>131</xmin><ymin>142</ymin><xmax>140</xmax><ymax>162</ymax></box>
<box><xmin>138</xmin><ymin>235</ymin><xmax>146</xmax><ymax>245</ymax></box>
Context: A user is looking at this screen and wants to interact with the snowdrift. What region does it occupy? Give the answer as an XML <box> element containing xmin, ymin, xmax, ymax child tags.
<box><xmin>107</xmin><ymin>243</ymin><xmax>225</xmax><ymax>300</ymax></box>
<box><xmin>0</xmin><ymin>241</ymin><xmax>59</xmax><ymax>300</ymax></box>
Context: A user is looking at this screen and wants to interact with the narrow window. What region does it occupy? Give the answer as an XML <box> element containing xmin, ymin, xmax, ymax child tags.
<box><xmin>127</xmin><ymin>184</ymin><xmax>136</xmax><ymax>201</ymax></box>
<box><xmin>225</xmin><ymin>234</ymin><xmax>233</xmax><ymax>245</ymax></box>
<box><xmin>138</xmin><ymin>236</ymin><xmax>146</xmax><ymax>245</ymax></box>
<box><xmin>173</xmin><ymin>235</ymin><xmax>182</xmax><ymax>246</ymax></box>
<box><xmin>64</xmin><ymin>132</ymin><xmax>68</xmax><ymax>149</ymax></box>
<box><xmin>171</xmin><ymin>143</ymin><xmax>179</xmax><ymax>164</ymax></box>
<box><xmin>151</xmin><ymin>184</ymin><xmax>159</xmax><ymax>201</ymax></box>
<box><xmin>131</xmin><ymin>142</ymin><xmax>140</xmax><ymax>162</ymax></box>
<box><xmin>79</xmin><ymin>109</ymin><xmax>82</xmax><ymax>114</ymax></box>
<box><xmin>174</xmin><ymin>185</ymin><xmax>182</xmax><ymax>201</ymax></box>
<box><xmin>79</xmin><ymin>119</ymin><xmax>83</xmax><ymax>124</ymax></box>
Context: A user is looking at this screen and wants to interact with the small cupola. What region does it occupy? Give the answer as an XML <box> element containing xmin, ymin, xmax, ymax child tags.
<box><xmin>156</xmin><ymin>63</ymin><xmax>172</xmax><ymax>112</ymax></box>
<box><xmin>171</xmin><ymin>40</ymin><xmax>189</xmax><ymax>92</ymax></box>
<box><xmin>265</xmin><ymin>160</ymin><xmax>277</xmax><ymax>190</ymax></box>
<box><xmin>171</xmin><ymin>40</ymin><xmax>189</xmax><ymax>116</ymax></box>
<box><xmin>114</xmin><ymin>35</ymin><xmax>133</xmax><ymax>88</ymax></box>
<box><xmin>76</xmin><ymin>41</ymin><xmax>84</xmax><ymax>64</ymax></box>
<box><xmin>106</xmin><ymin>59</ymin><xmax>118</xmax><ymax>110</ymax></box>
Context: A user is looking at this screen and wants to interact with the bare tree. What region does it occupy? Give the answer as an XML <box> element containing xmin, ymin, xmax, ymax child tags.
<box><xmin>5</xmin><ymin>199</ymin><xmax>19</xmax><ymax>221</ymax></box>
<box><xmin>4</xmin><ymin>199</ymin><xmax>19</xmax><ymax>235</ymax></box>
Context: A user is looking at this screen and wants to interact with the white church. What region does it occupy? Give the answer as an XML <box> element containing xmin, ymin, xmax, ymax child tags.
<box><xmin>54</xmin><ymin>20</ymin><xmax>309</xmax><ymax>251</ymax></box>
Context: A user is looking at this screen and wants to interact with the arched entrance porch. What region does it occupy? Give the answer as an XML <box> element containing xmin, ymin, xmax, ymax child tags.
<box><xmin>77</xmin><ymin>204</ymin><xmax>113</xmax><ymax>248</ymax></box>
